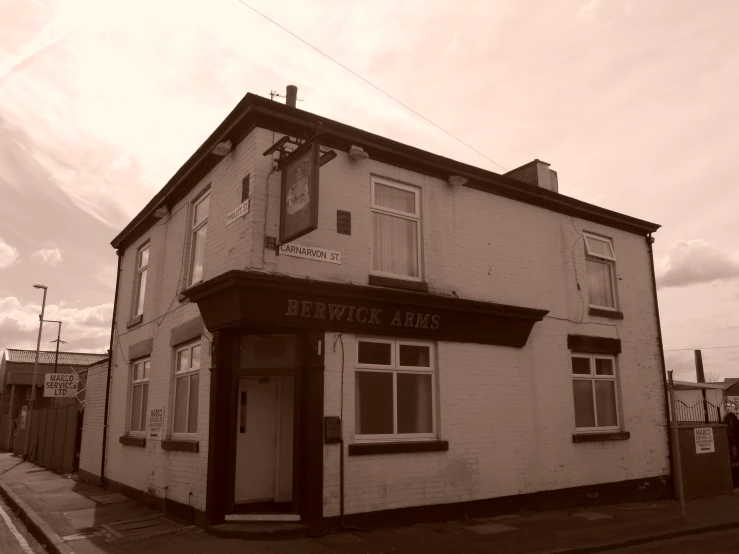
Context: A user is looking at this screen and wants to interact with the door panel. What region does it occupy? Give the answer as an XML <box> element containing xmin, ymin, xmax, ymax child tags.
<box><xmin>234</xmin><ymin>378</ymin><xmax>278</xmax><ymax>503</ymax></box>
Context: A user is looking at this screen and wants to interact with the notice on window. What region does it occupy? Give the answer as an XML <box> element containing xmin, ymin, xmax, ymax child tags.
<box><xmin>43</xmin><ymin>373</ymin><xmax>78</xmax><ymax>397</ymax></box>
<box><xmin>694</xmin><ymin>427</ymin><xmax>715</xmax><ymax>454</ymax></box>
<box><xmin>148</xmin><ymin>406</ymin><xmax>165</xmax><ymax>440</ymax></box>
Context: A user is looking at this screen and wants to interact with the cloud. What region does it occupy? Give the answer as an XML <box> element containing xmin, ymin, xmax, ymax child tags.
<box><xmin>0</xmin><ymin>296</ymin><xmax>112</xmax><ymax>355</ymax></box>
<box><xmin>31</xmin><ymin>247</ymin><xmax>63</xmax><ymax>266</ymax></box>
<box><xmin>657</xmin><ymin>240</ymin><xmax>739</xmax><ymax>289</ymax></box>
<box><xmin>575</xmin><ymin>0</ymin><xmax>601</xmax><ymax>23</ymax></box>
<box><xmin>0</xmin><ymin>238</ymin><xmax>20</xmax><ymax>268</ymax></box>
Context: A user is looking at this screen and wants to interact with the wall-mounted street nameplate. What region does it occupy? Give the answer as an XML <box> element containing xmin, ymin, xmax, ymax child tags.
<box><xmin>279</xmin><ymin>243</ymin><xmax>342</xmax><ymax>264</ymax></box>
<box><xmin>226</xmin><ymin>199</ymin><xmax>250</xmax><ymax>227</ymax></box>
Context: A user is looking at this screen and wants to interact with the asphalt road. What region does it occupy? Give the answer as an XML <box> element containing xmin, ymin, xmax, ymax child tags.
<box><xmin>611</xmin><ymin>528</ymin><xmax>739</xmax><ymax>553</ymax></box>
<box><xmin>0</xmin><ymin>494</ymin><xmax>45</xmax><ymax>554</ymax></box>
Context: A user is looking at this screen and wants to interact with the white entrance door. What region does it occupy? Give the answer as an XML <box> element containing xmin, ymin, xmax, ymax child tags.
<box><xmin>234</xmin><ymin>378</ymin><xmax>279</xmax><ymax>504</ymax></box>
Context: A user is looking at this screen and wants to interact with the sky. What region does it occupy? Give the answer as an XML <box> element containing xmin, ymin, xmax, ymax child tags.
<box><xmin>0</xmin><ymin>0</ymin><xmax>737</xmax><ymax>381</ymax></box>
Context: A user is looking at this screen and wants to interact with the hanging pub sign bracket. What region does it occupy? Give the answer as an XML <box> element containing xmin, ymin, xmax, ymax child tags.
<box><xmin>263</xmin><ymin>126</ymin><xmax>337</xmax><ymax>246</ymax></box>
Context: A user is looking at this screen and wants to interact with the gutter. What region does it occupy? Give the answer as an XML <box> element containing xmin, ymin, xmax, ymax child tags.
<box><xmin>646</xmin><ymin>233</ymin><xmax>674</xmax><ymax>493</ymax></box>
<box><xmin>101</xmin><ymin>250</ymin><xmax>122</xmax><ymax>486</ymax></box>
<box><xmin>112</xmin><ymin>94</ymin><xmax>660</xmax><ymax>251</ymax></box>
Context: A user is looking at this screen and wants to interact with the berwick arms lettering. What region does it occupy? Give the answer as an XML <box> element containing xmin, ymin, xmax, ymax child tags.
<box><xmin>285</xmin><ymin>299</ymin><xmax>440</xmax><ymax>330</ymax></box>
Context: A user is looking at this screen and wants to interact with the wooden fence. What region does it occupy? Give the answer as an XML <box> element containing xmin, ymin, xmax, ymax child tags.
<box><xmin>13</xmin><ymin>405</ymin><xmax>80</xmax><ymax>474</ymax></box>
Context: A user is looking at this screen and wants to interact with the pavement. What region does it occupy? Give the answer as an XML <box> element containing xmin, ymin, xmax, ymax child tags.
<box><xmin>1</xmin><ymin>452</ymin><xmax>739</xmax><ymax>554</ymax></box>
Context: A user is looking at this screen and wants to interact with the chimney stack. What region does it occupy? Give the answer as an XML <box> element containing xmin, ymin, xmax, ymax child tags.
<box><xmin>286</xmin><ymin>85</ymin><xmax>298</xmax><ymax>108</ymax></box>
<box><xmin>505</xmin><ymin>160</ymin><xmax>559</xmax><ymax>193</ymax></box>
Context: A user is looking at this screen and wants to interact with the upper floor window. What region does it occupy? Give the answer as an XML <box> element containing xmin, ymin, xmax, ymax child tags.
<box><xmin>130</xmin><ymin>359</ymin><xmax>150</xmax><ymax>434</ymax></box>
<box><xmin>133</xmin><ymin>243</ymin><xmax>149</xmax><ymax>317</ymax></box>
<box><xmin>572</xmin><ymin>354</ymin><xmax>619</xmax><ymax>431</ymax></box>
<box><xmin>173</xmin><ymin>341</ymin><xmax>201</xmax><ymax>436</ymax></box>
<box><xmin>355</xmin><ymin>338</ymin><xmax>435</xmax><ymax>440</ymax></box>
<box><xmin>188</xmin><ymin>193</ymin><xmax>210</xmax><ymax>286</ymax></box>
<box><xmin>371</xmin><ymin>179</ymin><xmax>421</xmax><ymax>281</ymax></box>
<box><xmin>584</xmin><ymin>233</ymin><xmax>617</xmax><ymax>310</ymax></box>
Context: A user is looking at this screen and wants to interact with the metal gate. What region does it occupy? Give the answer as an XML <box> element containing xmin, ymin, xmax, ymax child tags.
<box><xmin>725</xmin><ymin>412</ymin><xmax>739</xmax><ymax>487</ymax></box>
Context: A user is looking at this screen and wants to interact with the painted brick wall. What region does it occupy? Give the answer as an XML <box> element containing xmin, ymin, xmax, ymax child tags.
<box><xmin>208</xmin><ymin>128</ymin><xmax>669</xmax><ymax>518</ymax></box>
<box><xmin>105</xmin><ymin>158</ymin><xmax>225</xmax><ymax>510</ymax></box>
<box><xmin>106</xmin><ymin>123</ymin><xmax>668</xmax><ymax>518</ymax></box>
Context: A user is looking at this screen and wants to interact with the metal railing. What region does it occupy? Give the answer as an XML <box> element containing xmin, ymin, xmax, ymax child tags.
<box><xmin>674</xmin><ymin>398</ymin><xmax>722</xmax><ymax>425</ymax></box>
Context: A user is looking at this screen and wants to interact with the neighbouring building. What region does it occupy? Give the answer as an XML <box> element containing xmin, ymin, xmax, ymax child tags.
<box><xmin>79</xmin><ymin>356</ymin><xmax>111</xmax><ymax>483</ymax></box>
<box><xmin>0</xmin><ymin>349</ymin><xmax>107</xmax><ymax>452</ymax></box>
<box><xmin>87</xmin><ymin>88</ymin><xmax>670</xmax><ymax>533</ymax></box>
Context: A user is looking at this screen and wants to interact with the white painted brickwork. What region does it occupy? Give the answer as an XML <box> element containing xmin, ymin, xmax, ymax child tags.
<box><xmin>98</xmin><ymin>123</ymin><xmax>667</xmax><ymax>518</ymax></box>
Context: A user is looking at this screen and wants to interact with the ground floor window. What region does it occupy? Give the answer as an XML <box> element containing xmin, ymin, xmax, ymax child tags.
<box><xmin>130</xmin><ymin>359</ymin><xmax>150</xmax><ymax>433</ymax></box>
<box><xmin>571</xmin><ymin>354</ymin><xmax>619</xmax><ymax>430</ymax></box>
<box><xmin>173</xmin><ymin>341</ymin><xmax>201</xmax><ymax>436</ymax></box>
<box><xmin>355</xmin><ymin>338</ymin><xmax>435</xmax><ymax>440</ymax></box>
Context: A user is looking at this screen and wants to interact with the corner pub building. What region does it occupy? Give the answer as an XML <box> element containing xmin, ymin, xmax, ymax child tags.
<box><xmin>91</xmin><ymin>87</ymin><xmax>671</xmax><ymax>534</ymax></box>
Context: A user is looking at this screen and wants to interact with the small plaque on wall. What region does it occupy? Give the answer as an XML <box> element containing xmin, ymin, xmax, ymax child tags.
<box><xmin>337</xmin><ymin>210</ymin><xmax>351</xmax><ymax>235</ymax></box>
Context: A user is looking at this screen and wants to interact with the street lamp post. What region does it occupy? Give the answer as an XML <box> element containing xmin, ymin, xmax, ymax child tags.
<box><xmin>24</xmin><ymin>284</ymin><xmax>48</xmax><ymax>460</ymax></box>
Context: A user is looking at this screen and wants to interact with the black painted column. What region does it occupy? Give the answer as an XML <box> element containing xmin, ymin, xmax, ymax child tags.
<box><xmin>302</xmin><ymin>331</ymin><xmax>325</xmax><ymax>533</ymax></box>
<box><xmin>205</xmin><ymin>331</ymin><xmax>236</xmax><ymax>525</ymax></box>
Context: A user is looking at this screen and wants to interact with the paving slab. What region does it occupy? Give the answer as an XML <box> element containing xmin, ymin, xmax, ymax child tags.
<box><xmin>3</xmin><ymin>453</ymin><xmax>739</xmax><ymax>554</ymax></box>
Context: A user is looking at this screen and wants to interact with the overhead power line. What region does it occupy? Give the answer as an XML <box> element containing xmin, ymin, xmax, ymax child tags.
<box><xmin>232</xmin><ymin>0</ymin><xmax>508</xmax><ymax>172</ymax></box>
<box><xmin>664</xmin><ymin>345</ymin><xmax>739</xmax><ymax>352</ymax></box>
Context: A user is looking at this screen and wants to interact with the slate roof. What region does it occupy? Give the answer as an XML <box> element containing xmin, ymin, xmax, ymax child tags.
<box><xmin>4</xmin><ymin>349</ymin><xmax>107</xmax><ymax>366</ymax></box>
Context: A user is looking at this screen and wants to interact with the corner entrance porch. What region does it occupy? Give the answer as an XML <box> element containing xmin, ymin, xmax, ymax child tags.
<box><xmin>204</xmin><ymin>327</ymin><xmax>325</xmax><ymax>530</ymax></box>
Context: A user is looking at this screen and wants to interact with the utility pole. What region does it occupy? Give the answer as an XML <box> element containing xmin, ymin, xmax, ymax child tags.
<box><xmin>46</xmin><ymin>320</ymin><xmax>64</xmax><ymax>374</ymax></box>
<box><xmin>47</xmin><ymin>320</ymin><xmax>65</xmax><ymax>407</ymax></box>
<box><xmin>668</xmin><ymin>371</ymin><xmax>687</xmax><ymax>520</ymax></box>
<box><xmin>695</xmin><ymin>349</ymin><xmax>710</xmax><ymax>423</ymax></box>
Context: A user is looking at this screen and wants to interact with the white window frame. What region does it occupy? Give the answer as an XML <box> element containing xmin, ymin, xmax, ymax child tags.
<box><xmin>571</xmin><ymin>354</ymin><xmax>620</xmax><ymax>432</ymax></box>
<box><xmin>370</xmin><ymin>177</ymin><xmax>422</xmax><ymax>282</ymax></box>
<box><xmin>583</xmin><ymin>232</ymin><xmax>618</xmax><ymax>311</ymax></box>
<box><xmin>133</xmin><ymin>242</ymin><xmax>150</xmax><ymax>318</ymax></box>
<box><xmin>188</xmin><ymin>193</ymin><xmax>210</xmax><ymax>287</ymax></box>
<box><xmin>172</xmin><ymin>340</ymin><xmax>201</xmax><ymax>437</ymax></box>
<box><xmin>129</xmin><ymin>358</ymin><xmax>150</xmax><ymax>435</ymax></box>
<box><xmin>355</xmin><ymin>337</ymin><xmax>436</xmax><ymax>442</ymax></box>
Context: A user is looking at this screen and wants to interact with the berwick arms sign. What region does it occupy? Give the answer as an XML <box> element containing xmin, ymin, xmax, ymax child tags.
<box><xmin>285</xmin><ymin>299</ymin><xmax>441</xmax><ymax>330</ymax></box>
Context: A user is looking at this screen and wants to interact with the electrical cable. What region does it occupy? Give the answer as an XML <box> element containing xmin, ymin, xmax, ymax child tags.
<box><xmin>231</xmin><ymin>0</ymin><xmax>508</xmax><ymax>172</ymax></box>
<box><xmin>157</xmin><ymin>201</ymin><xmax>191</xmax><ymax>327</ymax></box>
<box><xmin>664</xmin><ymin>345</ymin><xmax>739</xmax><ymax>352</ymax></box>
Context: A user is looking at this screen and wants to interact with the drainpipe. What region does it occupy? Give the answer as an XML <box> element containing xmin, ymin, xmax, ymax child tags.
<box><xmin>101</xmin><ymin>251</ymin><xmax>122</xmax><ymax>486</ymax></box>
<box><xmin>646</xmin><ymin>233</ymin><xmax>674</xmax><ymax>496</ymax></box>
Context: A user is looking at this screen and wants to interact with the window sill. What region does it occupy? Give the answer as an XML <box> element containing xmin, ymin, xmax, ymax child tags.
<box><xmin>368</xmin><ymin>274</ymin><xmax>428</xmax><ymax>292</ymax></box>
<box><xmin>127</xmin><ymin>314</ymin><xmax>143</xmax><ymax>328</ymax></box>
<box><xmin>161</xmin><ymin>439</ymin><xmax>199</xmax><ymax>452</ymax></box>
<box><xmin>589</xmin><ymin>307</ymin><xmax>624</xmax><ymax>320</ymax></box>
<box><xmin>348</xmin><ymin>440</ymin><xmax>448</xmax><ymax>456</ymax></box>
<box><xmin>119</xmin><ymin>435</ymin><xmax>146</xmax><ymax>447</ymax></box>
<box><xmin>572</xmin><ymin>431</ymin><xmax>630</xmax><ymax>443</ymax></box>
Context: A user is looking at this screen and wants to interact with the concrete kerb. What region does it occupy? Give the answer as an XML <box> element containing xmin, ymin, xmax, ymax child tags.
<box><xmin>0</xmin><ymin>481</ymin><xmax>75</xmax><ymax>554</ymax></box>
<box><xmin>540</xmin><ymin>519</ymin><xmax>739</xmax><ymax>554</ymax></box>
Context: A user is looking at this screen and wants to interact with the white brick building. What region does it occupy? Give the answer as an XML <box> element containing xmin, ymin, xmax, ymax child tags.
<box><xmin>81</xmin><ymin>89</ymin><xmax>671</xmax><ymax>533</ymax></box>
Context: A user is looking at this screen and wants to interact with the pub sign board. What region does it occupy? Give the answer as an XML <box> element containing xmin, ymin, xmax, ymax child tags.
<box><xmin>194</xmin><ymin>279</ymin><xmax>547</xmax><ymax>348</ymax></box>
<box><xmin>280</xmin><ymin>141</ymin><xmax>319</xmax><ymax>244</ymax></box>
